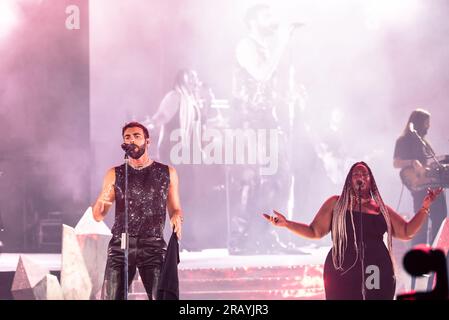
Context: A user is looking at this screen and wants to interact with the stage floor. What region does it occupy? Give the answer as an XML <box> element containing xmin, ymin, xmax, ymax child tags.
<box><xmin>0</xmin><ymin>245</ymin><xmax>416</xmax><ymax>299</ymax></box>
<box><xmin>0</xmin><ymin>246</ymin><xmax>329</xmax><ymax>299</ymax></box>
<box><xmin>0</xmin><ymin>245</ymin><xmax>329</xmax><ymax>272</ymax></box>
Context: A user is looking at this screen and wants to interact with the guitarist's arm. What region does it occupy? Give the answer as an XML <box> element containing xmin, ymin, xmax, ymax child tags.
<box><xmin>393</xmin><ymin>158</ymin><xmax>422</xmax><ymax>170</ymax></box>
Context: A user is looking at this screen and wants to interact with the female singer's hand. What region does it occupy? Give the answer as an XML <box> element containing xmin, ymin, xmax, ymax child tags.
<box><xmin>262</xmin><ymin>210</ymin><xmax>288</xmax><ymax>227</ymax></box>
<box><xmin>422</xmin><ymin>187</ymin><xmax>443</xmax><ymax>209</ymax></box>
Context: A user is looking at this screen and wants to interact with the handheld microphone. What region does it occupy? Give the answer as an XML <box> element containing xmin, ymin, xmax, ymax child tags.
<box><xmin>409</xmin><ymin>122</ymin><xmax>416</xmax><ymax>133</ymax></box>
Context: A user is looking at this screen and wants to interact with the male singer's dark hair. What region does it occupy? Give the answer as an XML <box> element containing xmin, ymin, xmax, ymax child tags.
<box><xmin>122</xmin><ymin>122</ymin><xmax>149</xmax><ymax>139</ymax></box>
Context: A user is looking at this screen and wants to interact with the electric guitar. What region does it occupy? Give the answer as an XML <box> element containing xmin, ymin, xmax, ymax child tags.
<box><xmin>400</xmin><ymin>164</ymin><xmax>449</xmax><ymax>192</ymax></box>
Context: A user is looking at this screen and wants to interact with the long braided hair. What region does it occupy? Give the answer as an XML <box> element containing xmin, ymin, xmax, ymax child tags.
<box><xmin>331</xmin><ymin>161</ymin><xmax>393</xmax><ymax>272</ymax></box>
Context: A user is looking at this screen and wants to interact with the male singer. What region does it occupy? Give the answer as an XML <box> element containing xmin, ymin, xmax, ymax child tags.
<box><xmin>92</xmin><ymin>121</ymin><xmax>183</xmax><ymax>300</ymax></box>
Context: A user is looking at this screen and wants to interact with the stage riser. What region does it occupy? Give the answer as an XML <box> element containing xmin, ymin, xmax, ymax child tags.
<box><xmin>130</xmin><ymin>264</ymin><xmax>325</xmax><ymax>300</ymax></box>
<box><xmin>175</xmin><ymin>265</ymin><xmax>323</xmax><ymax>278</ymax></box>
<box><xmin>132</xmin><ymin>277</ymin><xmax>323</xmax><ymax>292</ymax></box>
<box><xmin>129</xmin><ymin>291</ymin><xmax>325</xmax><ymax>300</ymax></box>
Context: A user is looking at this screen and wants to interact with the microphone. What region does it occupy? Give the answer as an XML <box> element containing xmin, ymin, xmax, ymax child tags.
<box><xmin>409</xmin><ymin>122</ymin><xmax>416</xmax><ymax>133</ymax></box>
<box><xmin>356</xmin><ymin>180</ymin><xmax>363</xmax><ymax>191</ymax></box>
<box><xmin>121</xmin><ymin>143</ymin><xmax>138</xmax><ymax>155</ymax></box>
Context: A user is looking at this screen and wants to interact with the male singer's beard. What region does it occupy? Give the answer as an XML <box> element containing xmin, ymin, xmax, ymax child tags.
<box><xmin>129</xmin><ymin>143</ymin><xmax>146</xmax><ymax>159</ymax></box>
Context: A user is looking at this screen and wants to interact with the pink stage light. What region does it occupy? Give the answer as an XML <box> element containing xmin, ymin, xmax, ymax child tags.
<box><xmin>364</xmin><ymin>0</ymin><xmax>421</xmax><ymax>29</ymax></box>
<box><xmin>0</xmin><ymin>0</ymin><xmax>20</xmax><ymax>41</ymax></box>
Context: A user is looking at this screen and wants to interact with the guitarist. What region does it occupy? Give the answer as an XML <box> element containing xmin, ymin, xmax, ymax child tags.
<box><xmin>393</xmin><ymin>109</ymin><xmax>448</xmax><ymax>248</ymax></box>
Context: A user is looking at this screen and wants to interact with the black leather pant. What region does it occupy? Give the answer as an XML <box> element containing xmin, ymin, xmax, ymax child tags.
<box><xmin>101</xmin><ymin>235</ymin><xmax>166</xmax><ymax>300</ymax></box>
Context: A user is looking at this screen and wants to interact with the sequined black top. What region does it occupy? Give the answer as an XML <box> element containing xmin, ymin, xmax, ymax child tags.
<box><xmin>111</xmin><ymin>161</ymin><xmax>170</xmax><ymax>238</ymax></box>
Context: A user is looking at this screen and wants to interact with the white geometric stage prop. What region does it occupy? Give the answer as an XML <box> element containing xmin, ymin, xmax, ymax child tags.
<box><xmin>434</xmin><ymin>218</ymin><xmax>449</xmax><ymax>256</ymax></box>
<box><xmin>61</xmin><ymin>224</ymin><xmax>92</xmax><ymax>299</ymax></box>
<box><xmin>11</xmin><ymin>255</ymin><xmax>63</xmax><ymax>300</ymax></box>
<box><xmin>74</xmin><ymin>206</ymin><xmax>112</xmax><ymax>299</ymax></box>
<box><xmin>61</xmin><ymin>207</ymin><xmax>112</xmax><ymax>299</ymax></box>
<box><xmin>10</xmin><ymin>207</ymin><xmax>111</xmax><ymax>300</ymax></box>
<box><xmin>33</xmin><ymin>274</ymin><xmax>64</xmax><ymax>300</ymax></box>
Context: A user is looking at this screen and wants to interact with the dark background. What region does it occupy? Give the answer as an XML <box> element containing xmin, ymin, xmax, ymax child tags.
<box><xmin>0</xmin><ymin>0</ymin><xmax>90</xmax><ymax>252</ymax></box>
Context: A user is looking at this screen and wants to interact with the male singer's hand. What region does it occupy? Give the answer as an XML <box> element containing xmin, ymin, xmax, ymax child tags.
<box><xmin>263</xmin><ymin>210</ymin><xmax>288</xmax><ymax>227</ymax></box>
<box><xmin>171</xmin><ymin>213</ymin><xmax>183</xmax><ymax>240</ymax></box>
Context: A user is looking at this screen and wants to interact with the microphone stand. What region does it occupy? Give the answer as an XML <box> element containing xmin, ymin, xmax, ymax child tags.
<box><xmin>0</xmin><ymin>172</ymin><xmax>4</xmax><ymax>253</ymax></box>
<box><xmin>411</xmin><ymin>130</ymin><xmax>445</xmax><ymax>175</ymax></box>
<box><xmin>0</xmin><ymin>207</ymin><xmax>4</xmax><ymax>233</ymax></box>
<box><xmin>411</xmin><ymin>130</ymin><xmax>446</xmax><ymax>246</ymax></box>
<box><xmin>224</xmin><ymin>165</ymin><xmax>232</xmax><ymax>252</ymax></box>
<box><xmin>0</xmin><ymin>207</ymin><xmax>4</xmax><ymax>254</ymax></box>
<box><xmin>121</xmin><ymin>154</ymin><xmax>130</xmax><ymax>300</ymax></box>
<box><xmin>0</xmin><ymin>171</ymin><xmax>4</xmax><ymax>232</ymax></box>
<box><xmin>358</xmin><ymin>184</ymin><xmax>366</xmax><ymax>300</ymax></box>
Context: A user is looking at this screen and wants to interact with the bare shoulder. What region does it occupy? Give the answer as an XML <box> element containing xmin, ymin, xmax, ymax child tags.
<box><xmin>105</xmin><ymin>167</ymin><xmax>116</xmax><ymax>181</ymax></box>
<box><xmin>168</xmin><ymin>165</ymin><xmax>177</xmax><ymax>175</ymax></box>
<box><xmin>311</xmin><ymin>195</ymin><xmax>338</xmax><ymax>230</ymax></box>
<box><xmin>106</xmin><ymin>167</ymin><xmax>115</xmax><ymax>174</ymax></box>
<box><xmin>167</xmin><ymin>166</ymin><xmax>179</xmax><ymax>182</ymax></box>
<box><xmin>325</xmin><ymin>195</ymin><xmax>339</xmax><ymax>206</ymax></box>
<box><xmin>311</xmin><ymin>196</ymin><xmax>339</xmax><ymax>220</ymax></box>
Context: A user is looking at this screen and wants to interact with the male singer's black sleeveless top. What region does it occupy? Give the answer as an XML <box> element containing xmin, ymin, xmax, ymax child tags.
<box><xmin>111</xmin><ymin>161</ymin><xmax>170</xmax><ymax>238</ymax></box>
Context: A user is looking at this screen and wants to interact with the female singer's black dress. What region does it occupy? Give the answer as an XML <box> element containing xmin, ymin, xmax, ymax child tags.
<box><xmin>323</xmin><ymin>211</ymin><xmax>396</xmax><ymax>300</ymax></box>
